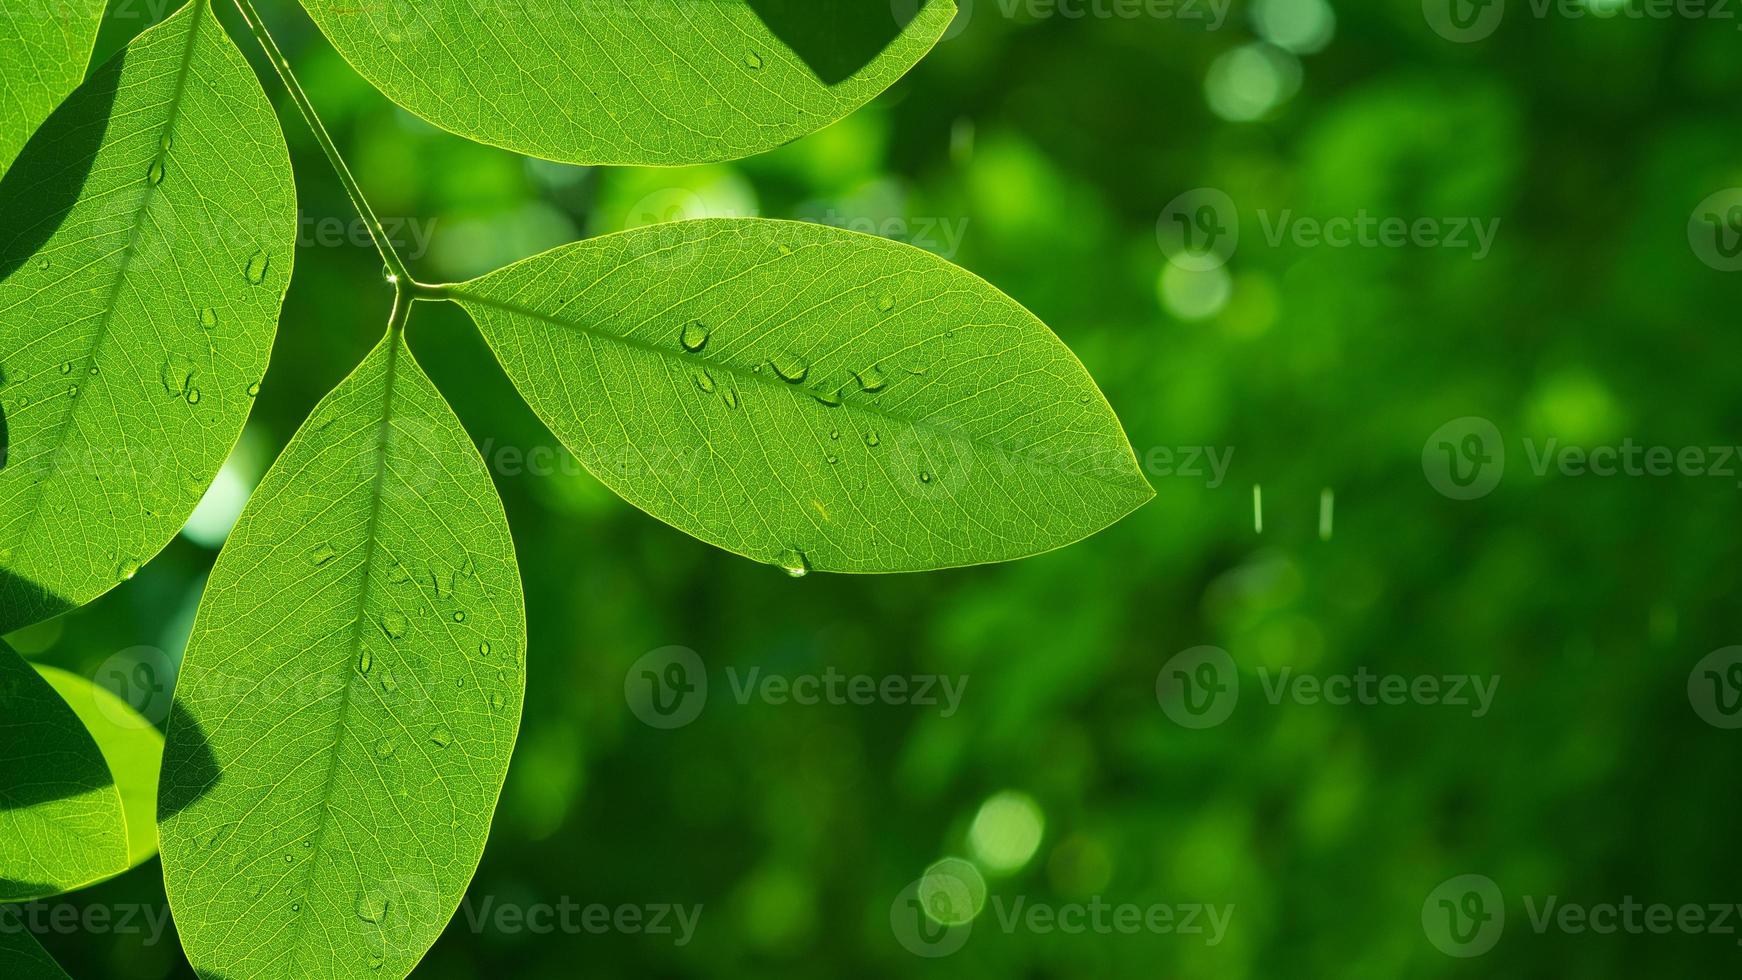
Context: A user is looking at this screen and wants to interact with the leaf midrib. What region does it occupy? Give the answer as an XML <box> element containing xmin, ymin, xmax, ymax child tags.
<box><xmin>4</xmin><ymin>0</ymin><xmax>206</xmax><ymax>556</ymax></box>
<box><xmin>451</xmin><ymin>288</ymin><xmax>1150</xmax><ymax>496</ymax></box>
<box><xmin>278</xmin><ymin>330</ymin><xmax>405</xmax><ymax>971</ymax></box>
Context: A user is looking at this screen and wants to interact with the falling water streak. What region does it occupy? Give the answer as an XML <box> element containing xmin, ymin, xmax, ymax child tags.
<box><xmin>1252</xmin><ymin>484</ymin><xmax>1263</xmax><ymax>534</ymax></box>
<box><xmin>1319</xmin><ymin>488</ymin><xmax>1334</xmax><ymax>541</ymax></box>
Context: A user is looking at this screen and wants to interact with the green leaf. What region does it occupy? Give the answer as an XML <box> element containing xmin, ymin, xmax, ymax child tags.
<box><xmin>160</xmin><ymin>326</ymin><xmax>525</xmax><ymax>980</ymax></box>
<box><xmin>0</xmin><ymin>0</ymin><xmax>296</xmax><ymax>632</ymax></box>
<box><xmin>0</xmin><ymin>641</ymin><xmax>128</xmax><ymax>902</ymax></box>
<box><xmin>296</xmin><ymin>0</ymin><xmax>956</xmax><ymax>165</ymax></box>
<box><xmin>0</xmin><ymin>927</ymin><xmax>73</xmax><ymax>980</ymax></box>
<box><xmin>35</xmin><ymin>664</ymin><xmax>166</xmax><ymax>869</ymax></box>
<box><xmin>452</xmin><ymin>218</ymin><xmax>1152</xmax><ymax>574</ymax></box>
<box><xmin>0</xmin><ymin>0</ymin><xmax>103</xmax><ymax>176</ymax></box>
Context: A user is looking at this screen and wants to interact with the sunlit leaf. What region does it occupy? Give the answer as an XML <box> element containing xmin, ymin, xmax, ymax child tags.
<box><xmin>0</xmin><ymin>0</ymin><xmax>103</xmax><ymax>176</ymax></box>
<box><xmin>35</xmin><ymin>664</ymin><xmax>165</xmax><ymax>869</ymax></box>
<box><xmin>0</xmin><ymin>0</ymin><xmax>296</xmax><ymax>632</ymax></box>
<box><xmin>452</xmin><ymin>218</ymin><xmax>1152</xmax><ymax>574</ymax></box>
<box><xmin>160</xmin><ymin>325</ymin><xmax>525</xmax><ymax>980</ymax></box>
<box><xmin>296</xmin><ymin>0</ymin><xmax>956</xmax><ymax>164</ymax></box>
<box><xmin>0</xmin><ymin>641</ymin><xmax>128</xmax><ymax>901</ymax></box>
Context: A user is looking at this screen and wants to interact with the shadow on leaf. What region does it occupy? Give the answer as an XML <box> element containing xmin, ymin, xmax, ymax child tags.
<box><xmin>0</xmin><ymin>37</ymin><xmax>124</xmax><ymax>282</ymax></box>
<box><xmin>156</xmin><ymin>697</ymin><xmax>221</xmax><ymax>822</ymax></box>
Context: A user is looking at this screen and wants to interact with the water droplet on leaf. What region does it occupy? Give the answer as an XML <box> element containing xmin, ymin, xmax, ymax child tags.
<box><xmin>356</xmin><ymin>889</ymin><xmax>388</xmax><ymax>923</ymax></box>
<box><xmin>244</xmin><ymin>251</ymin><xmax>269</xmax><ymax>285</ymax></box>
<box><xmin>854</xmin><ymin>364</ymin><xmax>887</xmax><ymax>392</ymax></box>
<box><xmin>429</xmin><ymin>727</ymin><xmax>452</xmax><ymax>748</ymax></box>
<box><xmin>382</xmin><ymin>611</ymin><xmax>407</xmax><ymax>639</ymax></box>
<box><xmin>160</xmin><ymin>354</ymin><xmax>194</xmax><ymax>396</ymax></box>
<box><xmin>147</xmin><ymin>160</ymin><xmax>165</xmax><ymax>186</ymax></box>
<box><xmin>693</xmin><ymin>368</ymin><xmax>716</xmax><ymax>393</ymax></box>
<box><xmin>770</xmin><ymin>352</ymin><xmax>809</xmax><ymax>383</ymax></box>
<box><xmin>776</xmin><ymin>548</ymin><xmax>810</xmax><ymax>578</ymax></box>
<box><xmin>309</xmin><ymin>542</ymin><xmax>336</xmax><ymax>565</ymax></box>
<box><xmin>680</xmin><ymin>320</ymin><xmax>709</xmax><ymax>352</ymax></box>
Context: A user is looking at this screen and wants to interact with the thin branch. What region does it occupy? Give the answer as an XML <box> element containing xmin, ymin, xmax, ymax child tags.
<box><xmin>227</xmin><ymin>0</ymin><xmax>417</xmax><ymax>301</ymax></box>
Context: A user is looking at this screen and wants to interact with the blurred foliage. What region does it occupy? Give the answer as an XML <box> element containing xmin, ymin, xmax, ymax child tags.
<box><xmin>15</xmin><ymin>0</ymin><xmax>1742</xmax><ymax>976</ymax></box>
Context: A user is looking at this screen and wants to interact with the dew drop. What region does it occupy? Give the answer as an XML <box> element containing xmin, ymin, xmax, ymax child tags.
<box><xmin>356</xmin><ymin>889</ymin><xmax>389</xmax><ymax>923</ymax></box>
<box><xmin>489</xmin><ymin>693</ymin><xmax>505</xmax><ymax>710</ymax></box>
<box><xmin>811</xmin><ymin>387</ymin><xmax>842</xmax><ymax>407</ymax></box>
<box><xmin>388</xmin><ymin>564</ymin><xmax>410</xmax><ymax>584</ymax></box>
<box><xmin>67</xmin><ymin>385</ymin><xmax>78</xmax><ymax>398</ymax></box>
<box><xmin>826</xmin><ymin>453</ymin><xmax>839</xmax><ymax>464</ymax></box>
<box><xmin>185</xmin><ymin>387</ymin><xmax>201</xmax><ymax>405</ymax></box>
<box><xmin>36</xmin><ymin>258</ymin><xmax>49</xmax><ymax>271</ymax></box>
<box><xmin>369</xmin><ymin>955</ymin><xmax>384</xmax><ymax>971</ymax></box>
<box><xmin>357</xmin><ymin>651</ymin><xmax>372</xmax><ymax>675</ymax></box>
<box><xmin>380</xmin><ymin>669</ymin><xmax>397</xmax><ymax>693</ymax></box>
<box><xmin>244</xmin><ymin>250</ymin><xmax>270</xmax><ymax>285</ymax></box>
<box><xmin>375</xmin><ymin>737</ymin><xmax>395</xmax><ymax>758</ymax></box>
<box><xmin>744</xmin><ymin>51</ymin><xmax>763</xmax><ymax>69</ymax></box>
<box><xmin>723</xmin><ymin>389</ymin><xmax>740</xmax><ymax>409</ymax></box>
<box><xmin>117</xmin><ymin>559</ymin><xmax>139</xmax><ymax>581</ymax></box>
<box><xmin>770</xmin><ymin>352</ymin><xmax>809</xmax><ymax>383</ymax></box>
<box><xmin>479</xmin><ymin>640</ymin><xmax>492</xmax><ymax>656</ymax></box>
<box><xmin>829</xmin><ymin>429</ymin><xmax>840</xmax><ymax>440</ymax></box>
<box><xmin>88</xmin><ymin>365</ymin><xmax>99</xmax><ymax>375</ymax></box>
<box><xmin>679</xmin><ymin>319</ymin><xmax>709</xmax><ymax>352</ymax></box>
<box><xmin>864</xmin><ymin>431</ymin><xmax>880</xmax><ymax>447</ymax></box>
<box><xmin>907</xmin><ymin>365</ymin><xmax>929</xmax><ymax>376</ymax></box>
<box><xmin>291</xmin><ymin>902</ymin><xmax>301</xmax><ymax>912</ymax></box>
<box><xmin>59</xmin><ymin>361</ymin><xmax>72</xmax><ymax>374</ymax></box>
<box><xmin>920</xmin><ymin>470</ymin><xmax>933</xmax><ymax>484</ymax></box>
<box><xmin>199</xmin><ymin>307</ymin><xmax>217</xmax><ymax>329</ymax></box>
<box><xmin>693</xmin><ymin>368</ymin><xmax>716</xmax><ymax>393</ymax></box>
<box><xmin>160</xmin><ymin>353</ymin><xmax>194</xmax><ymax>396</ymax></box>
<box><xmin>877</xmin><ymin>294</ymin><xmax>895</xmax><ymax>312</ymax></box>
<box><xmin>246</xmin><ymin>382</ymin><xmax>260</xmax><ymax>398</ymax></box>
<box><xmin>452</xmin><ymin>610</ymin><xmax>466</xmax><ymax>622</ymax></box>
<box><xmin>160</xmin><ymin>134</ymin><xmax>173</xmax><ymax>152</ymax></box>
<box><xmin>382</xmin><ymin>611</ymin><xmax>407</xmax><ymax>639</ymax></box>
<box><xmin>854</xmin><ymin>364</ymin><xmax>887</xmax><ymax>392</ymax></box>
<box><xmin>147</xmin><ymin>160</ymin><xmax>165</xmax><ymax>186</ymax></box>
<box><xmin>775</xmin><ymin>548</ymin><xmax>810</xmax><ymax>578</ymax></box>
<box><xmin>429</xmin><ymin>727</ymin><xmax>452</xmax><ymax>748</ymax></box>
<box><xmin>776</xmin><ymin>243</ymin><xmax>794</xmax><ymax>256</ymax></box>
<box><xmin>309</xmin><ymin>542</ymin><xmax>336</xmax><ymax>565</ymax></box>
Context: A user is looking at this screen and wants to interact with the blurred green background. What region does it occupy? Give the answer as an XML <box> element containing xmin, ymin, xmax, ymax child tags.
<box><xmin>11</xmin><ymin>0</ymin><xmax>1742</xmax><ymax>975</ymax></box>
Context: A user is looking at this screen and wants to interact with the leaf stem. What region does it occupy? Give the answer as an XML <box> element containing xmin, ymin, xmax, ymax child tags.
<box><xmin>227</xmin><ymin>0</ymin><xmax>417</xmax><ymax>299</ymax></box>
